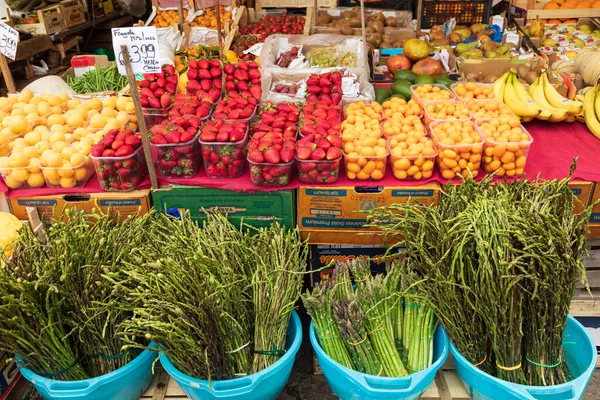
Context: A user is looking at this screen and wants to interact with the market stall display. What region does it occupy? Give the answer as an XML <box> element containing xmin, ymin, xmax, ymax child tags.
<box><xmin>2</xmin><ymin>1</ymin><xmax>600</xmax><ymax>399</ymax></box>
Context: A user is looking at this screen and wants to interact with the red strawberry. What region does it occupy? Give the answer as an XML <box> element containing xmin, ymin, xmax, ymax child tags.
<box><xmin>125</xmin><ymin>135</ymin><xmax>142</xmax><ymax>148</ymax></box>
<box><xmin>331</xmin><ymin>92</ymin><xmax>342</xmax><ymax>105</ymax></box>
<box><xmin>164</xmin><ymin>64</ymin><xmax>175</xmax><ymax>75</ymax></box>
<box><xmin>209</xmin><ymin>67</ymin><xmax>222</xmax><ymax>78</ymax></box>
<box><xmin>160</xmin><ymin>94</ymin><xmax>172</xmax><ymax>109</ymax></box>
<box><xmin>224</xmin><ymin>63</ymin><xmax>235</xmax><ymax>75</ymax></box>
<box><xmin>150</xmin><ymin>134</ymin><xmax>167</xmax><ymax>145</ymax></box>
<box><xmin>280</xmin><ymin>148</ymin><xmax>294</xmax><ymax>163</ymax></box>
<box><xmin>248</xmin><ymin>149</ymin><xmax>264</xmax><ymax>163</ymax></box>
<box><xmin>159</xmin><ymin>160</ymin><xmax>177</xmax><ymax>169</ymax></box>
<box><xmin>102</xmin><ymin>149</ymin><xmax>116</xmax><ymax>157</ymax></box>
<box><xmin>200</xmin><ymin>80</ymin><xmax>212</xmax><ymax>92</ymax></box>
<box><xmin>228</xmin><ymin>164</ymin><xmax>240</xmax><ymax>177</ymax></box>
<box><xmin>165</xmin><ymin>83</ymin><xmax>177</xmax><ymax>94</ymax></box>
<box><xmin>248</xmin><ymin>69</ymin><xmax>261</xmax><ymax>80</ymax></box>
<box><xmin>249</xmin><ymin>86</ymin><xmax>262</xmax><ymax>100</ymax></box>
<box><xmin>165</xmin><ymin>131</ymin><xmax>180</xmax><ymax>144</ymax></box>
<box><xmin>198</xmin><ymin>59</ymin><xmax>209</xmax><ymax>69</ymax></box>
<box><xmin>237</xmin><ymin>60</ymin><xmax>248</xmax><ymax>71</ymax></box>
<box><xmin>326</xmin><ymin>146</ymin><xmax>342</xmax><ymax>160</ymax></box>
<box><xmin>187</xmin><ymin>80</ymin><xmax>202</xmax><ymax>93</ymax></box>
<box><xmin>91</xmin><ymin>144</ymin><xmax>105</xmax><ymax>157</ymax></box>
<box><xmin>117</xmin><ymin>168</ymin><xmax>131</xmax><ymax>179</ymax></box>
<box><xmin>263</xmin><ymin>149</ymin><xmax>280</xmax><ymax>164</ymax></box>
<box><xmin>149</xmin><ymin>97</ymin><xmax>161</xmax><ymax>109</ymax></box>
<box><xmin>311</xmin><ymin>148</ymin><xmax>326</xmax><ymax>160</ymax></box>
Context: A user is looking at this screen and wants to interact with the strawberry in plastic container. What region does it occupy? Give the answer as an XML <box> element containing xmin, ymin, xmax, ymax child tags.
<box><xmin>246</xmin><ymin>130</ymin><xmax>296</xmax><ymax>186</ymax></box>
<box><xmin>213</xmin><ymin>91</ymin><xmax>259</xmax><ymax>121</ymax></box>
<box><xmin>252</xmin><ymin>102</ymin><xmax>301</xmax><ymax>136</ymax></box>
<box><xmin>295</xmin><ymin>132</ymin><xmax>343</xmax><ymax>184</ymax></box>
<box><xmin>90</xmin><ymin>128</ymin><xmax>148</xmax><ymax>191</ymax></box>
<box><xmin>149</xmin><ymin>116</ymin><xmax>202</xmax><ymax>178</ymax></box>
<box><xmin>223</xmin><ymin>60</ymin><xmax>262</xmax><ymax>100</ymax></box>
<box><xmin>186</xmin><ymin>58</ymin><xmax>223</xmax><ymax>99</ymax></box>
<box><xmin>138</xmin><ymin>65</ymin><xmax>178</xmax><ymax>109</ymax></box>
<box><xmin>199</xmin><ymin>119</ymin><xmax>249</xmax><ymax>179</ymax></box>
<box><xmin>305</xmin><ymin>70</ymin><xmax>343</xmax><ymax>105</ymax></box>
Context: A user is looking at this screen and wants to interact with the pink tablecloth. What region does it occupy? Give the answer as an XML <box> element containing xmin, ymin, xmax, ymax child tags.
<box><xmin>2</xmin><ymin>121</ymin><xmax>600</xmax><ymax>198</ymax></box>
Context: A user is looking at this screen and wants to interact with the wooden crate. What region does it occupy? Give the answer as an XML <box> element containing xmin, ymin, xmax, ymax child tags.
<box><xmin>312</xmin><ymin>7</ymin><xmax>413</xmax><ymax>35</ymax></box>
<box><xmin>12</xmin><ymin>4</ymin><xmax>67</xmax><ymax>36</ymax></box>
<box><xmin>518</xmin><ymin>0</ymin><xmax>600</xmax><ymax>20</ymax></box>
<box><xmin>256</xmin><ymin>0</ymin><xmax>337</xmax><ymax>12</ymax></box>
<box><xmin>60</xmin><ymin>0</ymin><xmax>87</xmax><ymax>28</ymax></box>
<box><xmin>225</xmin><ymin>6</ymin><xmax>312</xmax><ymax>51</ymax></box>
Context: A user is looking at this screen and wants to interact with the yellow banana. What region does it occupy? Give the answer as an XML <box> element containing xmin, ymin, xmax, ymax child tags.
<box><xmin>528</xmin><ymin>77</ymin><xmax>569</xmax><ymax>122</ymax></box>
<box><xmin>595</xmin><ymin>87</ymin><xmax>600</xmax><ymax>121</ymax></box>
<box><xmin>583</xmin><ymin>87</ymin><xmax>600</xmax><ymax>140</ymax></box>
<box><xmin>503</xmin><ymin>74</ymin><xmax>542</xmax><ymax>119</ymax></box>
<box><xmin>493</xmin><ymin>71</ymin><xmax>510</xmax><ymax>103</ymax></box>
<box><xmin>541</xmin><ymin>72</ymin><xmax>584</xmax><ymax>115</ymax></box>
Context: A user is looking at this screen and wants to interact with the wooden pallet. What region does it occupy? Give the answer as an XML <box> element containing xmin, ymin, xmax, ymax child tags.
<box><xmin>140</xmin><ymin>366</ymin><xmax>471</xmax><ymax>399</ymax></box>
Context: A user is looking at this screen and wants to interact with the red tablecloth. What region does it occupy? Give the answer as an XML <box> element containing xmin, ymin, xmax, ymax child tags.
<box><xmin>2</xmin><ymin>121</ymin><xmax>599</xmax><ymax>198</ymax></box>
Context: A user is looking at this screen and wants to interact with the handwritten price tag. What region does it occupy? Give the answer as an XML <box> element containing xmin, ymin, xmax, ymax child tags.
<box><xmin>112</xmin><ymin>27</ymin><xmax>160</xmax><ymax>75</ymax></box>
<box><xmin>0</xmin><ymin>22</ymin><xmax>19</xmax><ymax>61</ymax></box>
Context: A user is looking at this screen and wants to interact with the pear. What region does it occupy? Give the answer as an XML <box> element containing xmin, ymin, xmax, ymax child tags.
<box><xmin>572</xmin><ymin>38</ymin><xmax>585</xmax><ymax>48</ymax></box>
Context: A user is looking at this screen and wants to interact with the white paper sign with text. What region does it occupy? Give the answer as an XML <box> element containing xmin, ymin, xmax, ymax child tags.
<box><xmin>112</xmin><ymin>27</ymin><xmax>161</xmax><ymax>75</ymax></box>
<box><xmin>0</xmin><ymin>22</ymin><xmax>19</xmax><ymax>61</ymax></box>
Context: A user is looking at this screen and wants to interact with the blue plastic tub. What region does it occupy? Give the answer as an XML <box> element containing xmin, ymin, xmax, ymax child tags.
<box><xmin>160</xmin><ymin>310</ymin><xmax>302</xmax><ymax>400</ymax></box>
<box><xmin>17</xmin><ymin>343</ymin><xmax>157</xmax><ymax>400</ymax></box>
<box><xmin>310</xmin><ymin>322</ymin><xmax>449</xmax><ymax>400</ymax></box>
<box><xmin>451</xmin><ymin>315</ymin><xmax>597</xmax><ymax>400</ymax></box>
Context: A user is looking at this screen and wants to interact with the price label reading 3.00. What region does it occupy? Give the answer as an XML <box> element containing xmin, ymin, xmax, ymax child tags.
<box><xmin>0</xmin><ymin>22</ymin><xmax>19</xmax><ymax>60</ymax></box>
<box><xmin>112</xmin><ymin>27</ymin><xmax>160</xmax><ymax>75</ymax></box>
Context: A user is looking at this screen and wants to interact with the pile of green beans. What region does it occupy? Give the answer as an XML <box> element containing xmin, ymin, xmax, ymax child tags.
<box><xmin>67</xmin><ymin>64</ymin><xmax>128</xmax><ymax>94</ymax></box>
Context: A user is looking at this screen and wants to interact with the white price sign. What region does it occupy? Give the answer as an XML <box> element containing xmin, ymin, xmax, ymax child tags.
<box><xmin>0</xmin><ymin>22</ymin><xmax>19</xmax><ymax>61</ymax></box>
<box><xmin>112</xmin><ymin>27</ymin><xmax>160</xmax><ymax>75</ymax></box>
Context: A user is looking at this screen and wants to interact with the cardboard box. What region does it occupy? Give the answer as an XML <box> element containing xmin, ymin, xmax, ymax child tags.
<box><xmin>0</xmin><ymin>192</ymin><xmax>8</xmax><ymax>213</ymax></box>
<box><xmin>60</xmin><ymin>55</ymin><xmax>117</xmax><ymax>99</ymax></box>
<box><xmin>60</xmin><ymin>0</ymin><xmax>87</xmax><ymax>28</ymax></box>
<box><xmin>89</xmin><ymin>0</ymin><xmax>105</xmax><ymax>18</ymax></box>
<box><xmin>0</xmin><ymin>352</ymin><xmax>20</xmax><ymax>400</ymax></box>
<box><xmin>151</xmin><ymin>185</ymin><xmax>296</xmax><ymax>229</ymax></box>
<box><xmin>9</xmin><ymin>190</ymin><xmax>152</xmax><ymax>224</ymax></box>
<box><xmin>588</xmin><ymin>183</ymin><xmax>600</xmax><ymax>238</ymax></box>
<box><xmin>14</xmin><ymin>5</ymin><xmax>66</xmax><ymax>36</ymax></box>
<box><xmin>3</xmin><ymin>376</ymin><xmax>42</xmax><ymax>400</ymax></box>
<box><xmin>103</xmin><ymin>0</ymin><xmax>114</xmax><ymax>15</ymax></box>
<box><xmin>309</xmin><ymin>244</ymin><xmax>405</xmax><ymax>286</ymax></box>
<box><xmin>298</xmin><ymin>183</ymin><xmax>440</xmax><ymax>245</ymax></box>
<box><xmin>570</xmin><ymin>181</ymin><xmax>593</xmax><ymax>216</ymax></box>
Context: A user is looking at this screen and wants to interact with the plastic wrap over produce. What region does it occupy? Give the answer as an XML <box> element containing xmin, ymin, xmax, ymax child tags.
<box><xmin>22</xmin><ymin>76</ymin><xmax>76</xmax><ymax>96</ymax></box>
<box><xmin>259</xmin><ymin>34</ymin><xmax>370</xmax><ymax>79</ymax></box>
<box><xmin>261</xmin><ymin>70</ymin><xmax>374</xmax><ymax>104</ymax></box>
<box><xmin>155</xmin><ymin>25</ymin><xmax>180</xmax><ymax>66</ymax></box>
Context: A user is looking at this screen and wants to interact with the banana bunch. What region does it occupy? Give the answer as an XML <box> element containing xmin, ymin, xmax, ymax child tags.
<box><xmin>584</xmin><ymin>86</ymin><xmax>600</xmax><ymax>139</ymax></box>
<box><xmin>493</xmin><ymin>69</ymin><xmax>583</xmax><ymax>123</ymax></box>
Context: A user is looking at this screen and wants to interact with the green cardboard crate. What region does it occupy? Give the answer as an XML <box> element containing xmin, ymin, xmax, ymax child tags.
<box><xmin>151</xmin><ymin>185</ymin><xmax>296</xmax><ymax>229</ymax></box>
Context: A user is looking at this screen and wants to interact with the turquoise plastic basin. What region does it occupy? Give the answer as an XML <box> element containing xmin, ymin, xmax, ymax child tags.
<box><xmin>310</xmin><ymin>322</ymin><xmax>449</xmax><ymax>400</ymax></box>
<box><xmin>451</xmin><ymin>316</ymin><xmax>597</xmax><ymax>400</ymax></box>
<box><xmin>160</xmin><ymin>310</ymin><xmax>302</xmax><ymax>400</ymax></box>
<box><xmin>17</xmin><ymin>343</ymin><xmax>156</xmax><ymax>400</ymax></box>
